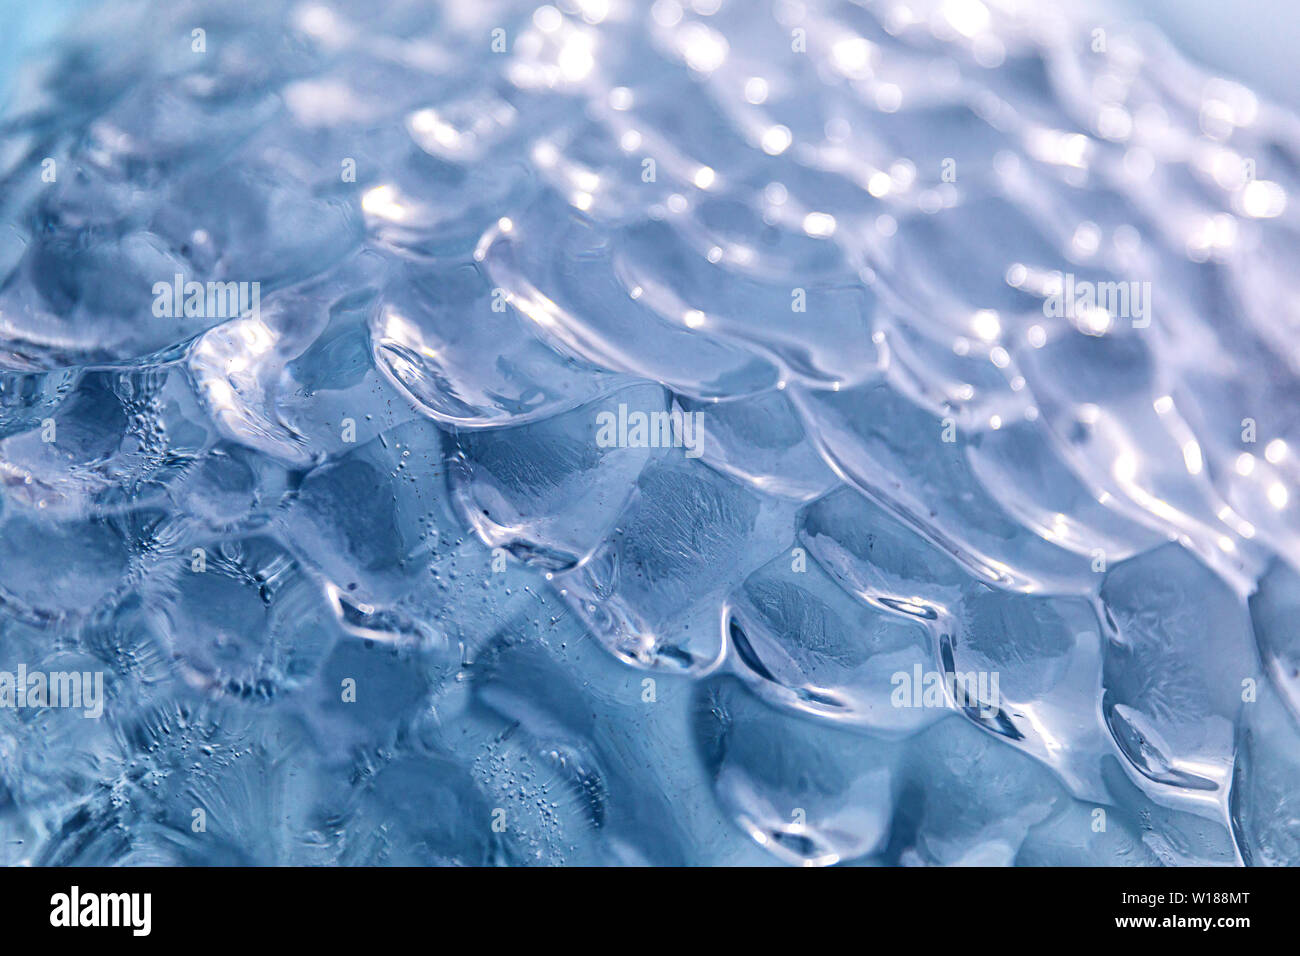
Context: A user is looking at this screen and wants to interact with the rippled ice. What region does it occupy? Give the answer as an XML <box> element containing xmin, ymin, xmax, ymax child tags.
<box><xmin>1</xmin><ymin>0</ymin><xmax>1298</xmax><ymax>866</ymax></box>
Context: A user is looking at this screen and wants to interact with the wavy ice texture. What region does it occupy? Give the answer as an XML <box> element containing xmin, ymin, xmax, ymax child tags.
<box><xmin>0</xmin><ymin>0</ymin><xmax>1298</xmax><ymax>866</ymax></box>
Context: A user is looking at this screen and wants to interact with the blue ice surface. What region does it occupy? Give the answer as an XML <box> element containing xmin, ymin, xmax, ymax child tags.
<box><xmin>0</xmin><ymin>0</ymin><xmax>1299</xmax><ymax>866</ymax></box>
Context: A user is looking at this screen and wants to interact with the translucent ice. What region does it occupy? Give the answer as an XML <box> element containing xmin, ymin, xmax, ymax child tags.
<box><xmin>1</xmin><ymin>0</ymin><xmax>1298</xmax><ymax>867</ymax></box>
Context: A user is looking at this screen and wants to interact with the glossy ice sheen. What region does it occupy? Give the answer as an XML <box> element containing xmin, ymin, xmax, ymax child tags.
<box><xmin>0</xmin><ymin>0</ymin><xmax>1298</xmax><ymax>866</ymax></box>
